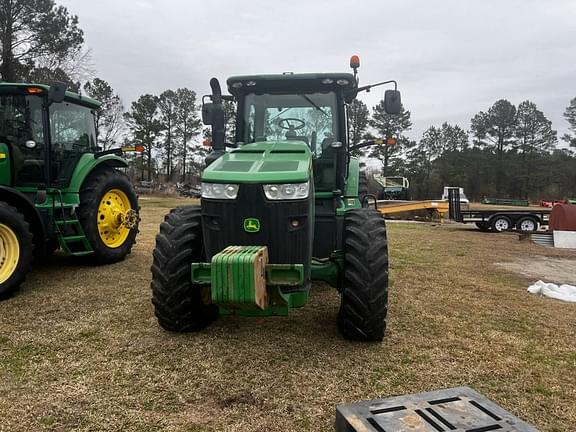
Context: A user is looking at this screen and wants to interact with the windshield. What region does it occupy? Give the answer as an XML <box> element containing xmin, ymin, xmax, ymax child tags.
<box><xmin>242</xmin><ymin>92</ymin><xmax>337</xmax><ymax>157</ymax></box>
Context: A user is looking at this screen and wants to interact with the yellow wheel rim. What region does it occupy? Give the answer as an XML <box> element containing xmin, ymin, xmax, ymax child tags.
<box><xmin>0</xmin><ymin>224</ymin><xmax>20</xmax><ymax>284</ymax></box>
<box><xmin>97</xmin><ymin>189</ymin><xmax>133</xmax><ymax>248</ymax></box>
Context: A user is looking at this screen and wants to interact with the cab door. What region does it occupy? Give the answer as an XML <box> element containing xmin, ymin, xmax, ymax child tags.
<box><xmin>48</xmin><ymin>101</ymin><xmax>97</xmax><ymax>187</ymax></box>
<box><xmin>0</xmin><ymin>92</ymin><xmax>47</xmax><ymax>187</ymax></box>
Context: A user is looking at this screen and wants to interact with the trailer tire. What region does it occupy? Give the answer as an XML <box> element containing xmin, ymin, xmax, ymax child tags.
<box><xmin>337</xmin><ymin>209</ymin><xmax>389</xmax><ymax>342</ymax></box>
<box><xmin>0</xmin><ymin>203</ymin><xmax>33</xmax><ymax>300</ymax></box>
<box><xmin>516</xmin><ymin>217</ymin><xmax>538</xmax><ymax>232</ymax></box>
<box><xmin>490</xmin><ymin>215</ymin><xmax>512</xmax><ymax>233</ymax></box>
<box><xmin>151</xmin><ymin>205</ymin><xmax>218</xmax><ymax>332</ymax></box>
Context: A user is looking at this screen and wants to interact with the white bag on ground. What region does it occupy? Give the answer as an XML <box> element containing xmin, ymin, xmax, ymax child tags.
<box><xmin>527</xmin><ymin>280</ymin><xmax>576</xmax><ymax>302</ymax></box>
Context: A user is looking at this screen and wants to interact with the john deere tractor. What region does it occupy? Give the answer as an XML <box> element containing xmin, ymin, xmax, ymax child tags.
<box><xmin>0</xmin><ymin>82</ymin><xmax>140</xmax><ymax>300</ymax></box>
<box><xmin>151</xmin><ymin>57</ymin><xmax>401</xmax><ymax>341</ymax></box>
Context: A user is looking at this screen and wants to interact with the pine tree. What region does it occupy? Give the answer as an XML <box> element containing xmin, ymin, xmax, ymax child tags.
<box><xmin>562</xmin><ymin>97</ymin><xmax>576</xmax><ymax>148</ymax></box>
<box><xmin>368</xmin><ymin>101</ymin><xmax>412</xmax><ymax>175</ymax></box>
<box><xmin>470</xmin><ymin>99</ymin><xmax>517</xmax><ymax>189</ymax></box>
<box><xmin>348</xmin><ymin>99</ymin><xmax>370</xmax><ymax>157</ymax></box>
<box><xmin>0</xmin><ymin>0</ymin><xmax>84</xmax><ymax>81</ymax></box>
<box><xmin>124</xmin><ymin>95</ymin><xmax>162</xmax><ymax>181</ymax></box>
<box><xmin>158</xmin><ymin>90</ymin><xmax>178</xmax><ymax>181</ymax></box>
<box><xmin>83</xmin><ymin>78</ymin><xmax>124</xmax><ymax>150</ymax></box>
<box><xmin>174</xmin><ymin>88</ymin><xmax>202</xmax><ymax>182</ymax></box>
<box><xmin>470</xmin><ymin>99</ymin><xmax>517</xmax><ymax>156</ymax></box>
<box><xmin>515</xmin><ymin>100</ymin><xmax>557</xmax><ymax>154</ymax></box>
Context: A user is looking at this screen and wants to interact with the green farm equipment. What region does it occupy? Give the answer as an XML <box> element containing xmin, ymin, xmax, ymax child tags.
<box><xmin>0</xmin><ymin>82</ymin><xmax>140</xmax><ymax>299</ymax></box>
<box><xmin>151</xmin><ymin>56</ymin><xmax>401</xmax><ymax>341</ymax></box>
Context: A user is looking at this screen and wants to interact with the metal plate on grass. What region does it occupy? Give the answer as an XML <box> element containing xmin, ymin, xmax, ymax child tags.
<box><xmin>336</xmin><ymin>386</ymin><xmax>538</xmax><ymax>432</ymax></box>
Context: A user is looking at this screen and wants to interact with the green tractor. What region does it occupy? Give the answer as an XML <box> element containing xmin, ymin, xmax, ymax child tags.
<box><xmin>0</xmin><ymin>82</ymin><xmax>140</xmax><ymax>300</ymax></box>
<box><xmin>151</xmin><ymin>57</ymin><xmax>401</xmax><ymax>341</ymax></box>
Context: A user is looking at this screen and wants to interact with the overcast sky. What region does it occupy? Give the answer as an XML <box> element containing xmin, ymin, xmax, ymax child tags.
<box><xmin>60</xmin><ymin>0</ymin><xmax>576</xmax><ymax>144</ymax></box>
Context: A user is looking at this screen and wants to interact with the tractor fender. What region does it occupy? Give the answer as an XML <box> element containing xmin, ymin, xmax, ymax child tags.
<box><xmin>0</xmin><ymin>186</ymin><xmax>47</xmax><ymax>249</ymax></box>
<box><xmin>66</xmin><ymin>153</ymin><xmax>129</xmax><ymax>193</ymax></box>
<box><xmin>344</xmin><ymin>157</ymin><xmax>360</xmax><ymax>197</ymax></box>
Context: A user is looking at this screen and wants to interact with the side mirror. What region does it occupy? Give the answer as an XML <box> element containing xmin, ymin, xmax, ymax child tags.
<box><xmin>202</xmin><ymin>103</ymin><xmax>214</xmax><ymax>125</ymax></box>
<box><xmin>48</xmin><ymin>82</ymin><xmax>68</xmax><ymax>104</ymax></box>
<box><xmin>384</xmin><ymin>90</ymin><xmax>402</xmax><ymax>114</ymax></box>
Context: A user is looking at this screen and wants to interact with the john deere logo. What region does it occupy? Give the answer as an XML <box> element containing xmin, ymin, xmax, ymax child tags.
<box><xmin>244</xmin><ymin>218</ymin><xmax>260</xmax><ymax>233</ymax></box>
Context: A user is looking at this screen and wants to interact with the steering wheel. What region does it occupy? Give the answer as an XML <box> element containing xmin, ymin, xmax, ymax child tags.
<box><xmin>278</xmin><ymin>118</ymin><xmax>306</xmax><ymax>131</ymax></box>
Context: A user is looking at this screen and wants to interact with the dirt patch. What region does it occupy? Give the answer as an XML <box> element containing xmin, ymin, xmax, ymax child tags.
<box><xmin>496</xmin><ymin>256</ymin><xmax>576</xmax><ymax>285</ymax></box>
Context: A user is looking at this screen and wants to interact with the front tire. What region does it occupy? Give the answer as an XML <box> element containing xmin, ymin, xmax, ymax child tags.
<box><xmin>490</xmin><ymin>215</ymin><xmax>512</xmax><ymax>233</ymax></box>
<box><xmin>0</xmin><ymin>203</ymin><xmax>33</xmax><ymax>300</ymax></box>
<box><xmin>337</xmin><ymin>209</ymin><xmax>389</xmax><ymax>341</ymax></box>
<box><xmin>77</xmin><ymin>168</ymin><xmax>139</xmax><ymax>264</ymax></box>
<box><xmin>151</xmin><ymin>205</ymin><xmax>218</xmax><ymax>332</ymax></box>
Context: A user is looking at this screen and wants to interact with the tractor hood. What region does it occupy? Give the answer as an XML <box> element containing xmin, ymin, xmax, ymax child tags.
<box><xmin>202</xmin><ymin>141</ymin><xmax>311</xmax><ymax>184</ymax></box>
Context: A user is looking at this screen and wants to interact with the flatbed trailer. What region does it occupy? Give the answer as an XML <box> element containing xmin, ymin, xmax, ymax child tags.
<box><xmin>459</xmin><ymin>208</ymin><xmax>551</xmax><ymax>232</ymax></box>
<box><xmin>445</xmin><ymin>188</ymin><xmax>551</xmax><ymax>233</ymax></box>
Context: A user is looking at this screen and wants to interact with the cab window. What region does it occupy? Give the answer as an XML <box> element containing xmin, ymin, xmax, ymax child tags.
<box><xmin>49</xmin><ymin>102</ymin><xmax>97</xmax><ymax>185</ymax></box>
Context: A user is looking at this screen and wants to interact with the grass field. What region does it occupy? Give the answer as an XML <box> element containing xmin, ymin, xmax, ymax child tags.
<box><xmin>1</xmin><ymin>196</ymin><xmax>575</xmax><ymax>431</ymax></box>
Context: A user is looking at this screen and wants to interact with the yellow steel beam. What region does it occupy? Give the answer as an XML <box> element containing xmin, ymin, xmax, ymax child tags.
<box><xmin>377</xmin><ymin>200</ymin><xmax>450</xmax><ymax>222</ymax></box>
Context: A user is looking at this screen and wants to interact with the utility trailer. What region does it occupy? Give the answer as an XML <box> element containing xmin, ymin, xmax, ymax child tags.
<box><xmin>446</xmin><ymin>189</ymin><xmax>551</xmax><ymax>233</ymax></box>
<box><xmin>460</xmin><ymin>208</ymin><xmax>551</xmax><ymax>232</ymax></box>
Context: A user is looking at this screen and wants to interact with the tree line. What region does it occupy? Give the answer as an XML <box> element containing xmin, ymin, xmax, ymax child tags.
<box><xmin>350</xmin><ymin>97</ymin><xmax>576</xmax><ymax>201</ymax></box>
<box><xmin>2</xmin><ymin>0</ymin><xmax>575</xmax><ymax>199</ymax></box>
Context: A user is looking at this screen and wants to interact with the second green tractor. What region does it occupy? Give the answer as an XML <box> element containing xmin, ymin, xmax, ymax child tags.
<box><xmin>151</xmin><ymin>57</ymin><xmax>401</xmax><ymax>341</ymax></box>
<box><xmin>0</xmin><ymin>82</ymin><xmax>140</xmax><ymax>300</ymax></box>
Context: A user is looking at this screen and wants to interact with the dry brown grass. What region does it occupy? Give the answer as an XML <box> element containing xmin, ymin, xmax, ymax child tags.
<box><xmin>1</xmin><ymin>197</ymin><xmax>575</xmax><ymax>431</ymax></box>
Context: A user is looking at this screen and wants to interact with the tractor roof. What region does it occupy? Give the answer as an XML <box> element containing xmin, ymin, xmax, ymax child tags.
<box><xmin>226</xmin><ymin>73</ymin><xmax>357</xmax><ymax>97</ymax></box>
<box><xmin>0</xmin><ymin>82</ymin><xmax>101</xmax><ymax>109</ymax></box>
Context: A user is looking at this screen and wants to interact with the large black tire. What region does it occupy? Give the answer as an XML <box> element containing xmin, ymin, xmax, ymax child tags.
<box><xmin>0</xmin><ymin>202</ymin><xmax>33</xmax><ymax>300</ymax></box>
<box><xmin>151</xmin><ymin>205</ymin><xmax>219</xmax><ymax>332</ymax></box>
<box><xmin>77</xmin><ymin>168</ymin><xmax>139</xmax><ymax>264</ymax></box>
<box><xmin>358</xmin><ymin>171</ymin><xmax>369</xmax><ymax>207</ymax></box>
<box><xmin>337</xmin><ymin>208</ymin><xmax>389</xmax><ymax>342</ymax></box>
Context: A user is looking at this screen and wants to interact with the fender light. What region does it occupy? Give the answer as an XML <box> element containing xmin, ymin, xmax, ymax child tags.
<box><xmin>263</xmin><ymin>181</ymin><xmax>309</xmax><ymax>200</ymax></box>
<box><xmin>202</xmin><ymin>183</ymin><xmax>239</xmax><ymax>199</ymax></box>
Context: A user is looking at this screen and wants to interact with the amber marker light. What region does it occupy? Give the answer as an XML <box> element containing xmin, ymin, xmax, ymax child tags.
<box><xmin>26</xmin><ymin>87</ymin><xmax>44</xmax><ymax>94</ymax></box>
<box><xmin>350</xmin><ymin>55</ymin><xmax>360</xmax><ymax>69</ymax></box>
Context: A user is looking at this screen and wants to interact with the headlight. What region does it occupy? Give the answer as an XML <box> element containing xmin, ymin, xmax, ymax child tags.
<box><xmin>263</xmin><ymin>181</ymin><xmax>309</xmax><ymax>200</ymax></box>
<box><xmin>201</xmin><ymin>183</ymin><xmax>239</xmax><ymax>199</ymax></box>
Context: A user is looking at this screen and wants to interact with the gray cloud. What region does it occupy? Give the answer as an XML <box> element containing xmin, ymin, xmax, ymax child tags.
<box><xmin>60</xmin><ymin>0</ymin><xmax>576</xmax><ymax>143</ymax></box>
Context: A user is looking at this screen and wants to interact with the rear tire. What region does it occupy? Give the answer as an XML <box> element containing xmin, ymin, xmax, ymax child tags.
<box><xmin>490</xmin><ymin>215</ymin><xmax>512</xmax><ymax>233</ymax></box>
<box><xmin>151</xmin><ymin>205</ymin><xmax>218</xmax><ymax>332</ymax></box>
<box><xmin>516</xmin><ymin>217</ymin><xmax>538</xmax><ymax>232</ymax></box>
<box><xmin>78</xmin><ymin>168</ymin><xmax>139</xmax><ymax>264</ymax></box>
<box><xmin>0</xmin><ymin>203</ymin><xmax>33</xmax><ymax>300</ymax></box>
<box><xmin>337</xmin><ymin>209</ymin><xmax>389</xmax><ymax>342</ymax></box>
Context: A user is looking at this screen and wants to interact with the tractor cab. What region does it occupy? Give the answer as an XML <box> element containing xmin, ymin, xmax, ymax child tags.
<box><xmin>0</xmin><ymin>83</ymin><xmax>99</xmax><ymax>189</ymax></box>
<box><xmin>227</xmin><ymin>73</ymin><xmax>357</xmax><ymax>194</ymax></box>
